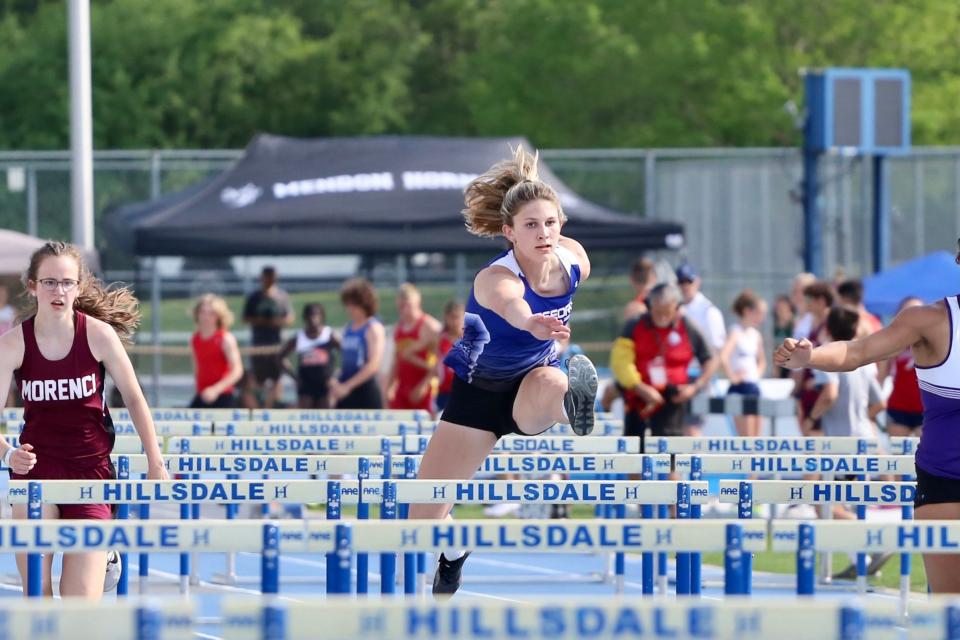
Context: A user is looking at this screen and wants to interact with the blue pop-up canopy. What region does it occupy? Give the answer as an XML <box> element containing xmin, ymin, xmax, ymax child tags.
<box><xmin>863</xmin><ymin>251</ymin><xmax>960</xmax><ymax>317</ymax></box>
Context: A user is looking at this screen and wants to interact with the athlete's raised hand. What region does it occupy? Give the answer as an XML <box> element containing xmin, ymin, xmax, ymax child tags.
<box><xmin>523</xmin><ymin>315</ymin><xmax>571</xmax><ymax>341</ymax></box>
<box><xmin>774</xmin><ymin>337</ymin><xmax>813</xmax><ymax>369</ymax></box>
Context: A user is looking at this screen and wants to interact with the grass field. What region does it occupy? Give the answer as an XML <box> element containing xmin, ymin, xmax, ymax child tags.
<box><xmin>700</xmin><ymin>551</ymin><xmax>928</xmax><ymax>593</ymax></box>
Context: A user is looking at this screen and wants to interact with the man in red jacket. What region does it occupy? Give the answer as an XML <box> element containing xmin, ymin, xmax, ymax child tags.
<box><xmin>611</xmin><ymin>283</ymin><xmax>718</xmax><ymax>452</ymax></box>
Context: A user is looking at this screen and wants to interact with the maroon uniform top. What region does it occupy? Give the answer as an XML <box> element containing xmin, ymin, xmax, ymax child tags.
<box><xmin>15</xmin><ymin>312</ymin><xmax>115</xmax><ymax>469</ymax></box>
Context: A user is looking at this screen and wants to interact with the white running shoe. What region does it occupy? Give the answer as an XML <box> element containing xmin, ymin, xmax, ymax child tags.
<box><xmin>103</xmin><ymin>549</ymin><xmax>122</xmax><ymax>592</ymax></box>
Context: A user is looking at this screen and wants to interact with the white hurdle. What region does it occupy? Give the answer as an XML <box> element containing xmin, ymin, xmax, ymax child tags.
<box><xmin>0</xmin><ymin>598</ymin><xmax>194</xmax><ymax>640</ymax></box>
<box><xmin>676</xmin><ymin>454</ymin><xmax>914</xmax><ymax>476</ymax></box>
<box><xmin>166</xmin><ymin>435</ymin><xmax>640</xmax><ymax>455</ymax></box>
<box><xmin>0</xmin><ymin>593</ymin><xmax>955</xmax><ymax>640</ymax></box>
<box><xmin>0</xmin><ymin>596</ymin><xmax>960</xmax><ymax>640</ymax></box>
<box><xmin>647</xmin><ymin>436</ymin><xmax>882</xmax><ymax>455</ymax></box>
<box><xmin>717</xmin><ymin>480</ymin><xmax>916</xmax><ymax>506</ymax></box>
<box><xmin>222</xmin><ymin>595</ymin><xmax>949</xmax><ymax>640</ymax></box>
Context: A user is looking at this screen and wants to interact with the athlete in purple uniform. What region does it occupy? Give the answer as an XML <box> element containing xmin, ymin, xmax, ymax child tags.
<box><xmin>776</xmin><ymin>244</ymin><xmax>960</xmax><ymax>593</ymax></box>
<box><xmin>411</xmin><ymin>146</ymin><xmax>599</xmax><ymax>597</ymax></box>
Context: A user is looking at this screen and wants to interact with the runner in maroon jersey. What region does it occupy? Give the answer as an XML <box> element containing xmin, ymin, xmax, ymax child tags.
<box><xmin>0</xmin><ymin>242</ymin><xmax>167</xmax><ymax>598</ymax></box>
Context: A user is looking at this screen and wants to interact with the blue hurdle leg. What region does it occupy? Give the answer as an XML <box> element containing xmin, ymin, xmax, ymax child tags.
<box><xmin>179</xmin><ymin>503</ymin><xmax>190</xmax><ymax>595</ymax></box>
<box><xmin>190</xmin><ymin>474</ymin><xmax>201</xmax><ymax>586</ymax></box>
<box><xmin>641</xmin><ymin>503</ymin><xmax>654</xmax><ymax>595</ymax></box>
<box><xmin>855</xmin><ymin>473</ymin><xmax>867</xmax><ymax>593</ymax></box>
<box><xmin>690</xmin><ymin>503</ymin><xmax>702</xmax><ymax>595</ymax></box>
<box><xmin>417</xmin><ymin>552</ymin><xmax>426</xmax><ymax>595</ymax></box>
<box><xmin>380</xmin><ymin>481</ymin><xmax>397</xmax><ymax>595</ymax></box>
<box><xmin>724</xmin><ymin>523</ymin><xmax>744</xmax><ymax>596</ymax></box>
<box><xmin>900</xmin><ymin>479</ymin><xmax>914</xmax><ymax>618</ymax></box>
<box><xmin>689</xmin><ymin>457</ymin><xmax>703</xmax><ymax>596</ymax></box>
<box><xmin>27</xmin><ymin>482</ymin><xmax>42</xmax><ymax>598</ymax></box>
<box><xmin>614</xmin><ymin>500</ymin><xmax>626</xmax><ymax>594</ymax></box>
<box><xmin>357</xmin><ymin>501</ymin><xmax>369</xmax><ymax>595</ymax></box>
<box><xmin>797</xmin><ymin>523</ymin><xmax>815</xmax><ymax>596</ymax></box>
<box><xmin>737</xmin><ymin>481</ymin><xmax>753</xmax><ymax>595</ymax></box>
<box><xmin>117</xmin><ymin>456</ymin><xmax>130</xmax><ymax>597</ymax></box>
<box><xmin>138</xmin><ymin>502</ymin><xmax>150</xmax><ymax>594</ymax></box>
<box><xmin>261</xmin><ymin>523</ymin><xmax>280</xmax><ymax>595</ymax></box>
<box><xmin>656</xmin><ymin>471</ymin><xmax>668</xmax><ymax>594</ymax></box>
<box><xmin>331</xmin><ymin>524</ymin><xmax>353</xmax><ymax>594</ymax></box>
<box><xmin>399</xmin><ymin>500</ymin><xmax>415</xmax><ymax>595</ymax></box>
<box><xmin>675</xmin><ymin>483</ymin><xmax>691</xmax><ymax>596</ymax></box>
<box><xmin>326</xmin><ymin>481</ymin><xmax>341</xmax><ymax>594</ymax></box>
<box><xmin>136</xmin><ymin>604</ymin><xmax>161</xmax><ymax>640</ymax></box>
<box><xmin>117</xmin><ymin>504</ymin><xmax>130</xmax><ymax>596</ymax></box>
<box><xmin>356</xmin><ymin>457</ymin><xmax>371</xmax><ymax>595</ymax></box>
<box><xmin>223</xmin><ymin>473</ymin><xmax>239</xmax><ymax>584</ymax></box>
<box><xmin>262</xmin><ymin>602</ymin><xmax>286</xmax><ymax>640</ymax></box>
<box><xmin>262</xmin><ymin>473</ymin><xmax>270</xmax><ymax>517</ymax></box>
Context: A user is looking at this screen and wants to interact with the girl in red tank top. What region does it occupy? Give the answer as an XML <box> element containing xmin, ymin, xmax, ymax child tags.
<box><xmin>883</xmin><ymin>297</ymin><xmax>926</xmax><ymax>435</ymax></box>
<box><xmin>387</xmin><ymin>284</ymin><xmax>441</xmax><ymax>412</ymax></box>
<box><xmin>0</xmin><ymin>242</ymin><xmax>168</xmax><ymax>599</ymax></box>
<box><xmin>190</xmin><ymin>294</ymin><xmax>243</xmax><ymax>409</ymax></box>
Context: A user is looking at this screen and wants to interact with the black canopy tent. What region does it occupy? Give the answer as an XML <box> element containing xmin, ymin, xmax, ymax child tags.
<box><xmin>107</xmin><ymin>134</ymin><xmax>684</xmax><ymax>256</ymax></box>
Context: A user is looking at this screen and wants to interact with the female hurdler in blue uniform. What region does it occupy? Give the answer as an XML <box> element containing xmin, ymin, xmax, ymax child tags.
<box><xmin>410</xmin><ymin>146</ymin><xmax>599</xmax><ymax>596</ymax></box>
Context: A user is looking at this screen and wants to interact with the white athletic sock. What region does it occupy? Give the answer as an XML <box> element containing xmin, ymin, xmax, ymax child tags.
<box><xmin>441</xmin><ymin>549</ymin><xmax>466</xmax><ymax>561</ymax></box>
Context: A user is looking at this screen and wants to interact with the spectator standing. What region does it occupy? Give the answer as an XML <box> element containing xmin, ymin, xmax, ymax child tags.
<box><xmin>435</xmin><ymin>300</ymin><xmax>465</xmax><ymax>413</ymax></box>
<box><xmin>190</xmin><ymin>294</ymin><xmax>243</xmax><ymax>408</ymax></box>
<box><xmin>802</xmin><ymin>307</ymin><xmax>885</xmax><ymax>438</ymax></box>
<box><xmin>331</xmin><ymin>278</ymin><xmax>385</xmax><ymax>409</ymax></box>
<box><xmin>242</xmin><ymin>266</ymin><xmax>293</xmax><ymax>408</ymax></box>
<box><xmin>0</xmin><ymin>284</ymin><xmax>16</xmax><ymax>407</ymax></box>
<box><xmin>837</xmin><ymin>279</ymin><xmax>883</xmax><ymax>336</ymax></box>
<box><xmin>794</xmin><ymin>280</ymin><xmax>834</xmax><ymax>423</ymax></box>
<box><xmin>278</xmin><ymin>303</ymin><xmax>339</xmax><ymax>409</ymax></box>
<box><xmin>772</xmin><ymin>294</ymin><xmax>795</xmax><ymax>378</ymax></box>
<box><xmin>611</xmin><ymin>283</ymin><xmax>718</xmax><ymax>453</ymax></box>
<box><xmin>623</xmin><ymin>257</ymin><xmax>658</xmax><ymax>320</ymax></box>
<box><xmin>676</xmin><ymin>263</ymin><xmax>726</xmax><ymax>436</ymax></box>
<box><xmin>880</xmin><ymin>297</ymin><xmax>925</xmax><ymax>437</ymax></box>
<box><xmin>386</xmin><ymin>283</ymin><xmax>442</xmax><ymax>413</ymax></box>
<box><xmin>0</xmin><ymin>284</ymin><xmax>15</xmax><ymax>336</ymax></box>
<box><xmin>720</xmin><ymin>290</ymin><xmax>767</xmax><ymax>437</ymax></box>
<box><xmin>790</xmin><ymin>272</ymin><xmax>818</xmax><ymax>340</ymax></box>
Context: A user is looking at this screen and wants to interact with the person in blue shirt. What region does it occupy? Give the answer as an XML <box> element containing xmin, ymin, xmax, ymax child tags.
<box><xmin>411</xmin><ymin>146</ymin><xmax>599</xmax><ymax>597</ymax></box>
<box><xmin>331</xmin><ymin>278</ymin><xmax>385</xmax><ymax>409</ymax></box>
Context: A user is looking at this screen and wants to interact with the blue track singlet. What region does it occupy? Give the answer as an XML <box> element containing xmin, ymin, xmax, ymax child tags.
<box><xmin>339</xmin><ymin>318</ymin><xmax>379</xmax><ymax>383</ymax></box>
<box><xmin>444</xmin><ymin>246</ymin><xmax>581</xmax><ymax>387</ymax></box>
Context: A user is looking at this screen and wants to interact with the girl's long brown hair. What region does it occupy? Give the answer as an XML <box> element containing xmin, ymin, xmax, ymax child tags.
<box><xmin>462</xmin><ymin>145</ymin><xmax>565</xmax><ymax>238</ymax></box>
<box><xmin>22</xmin><ymin>242</ymin><xmax>140</xmax><ymax>343</ymax></box>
